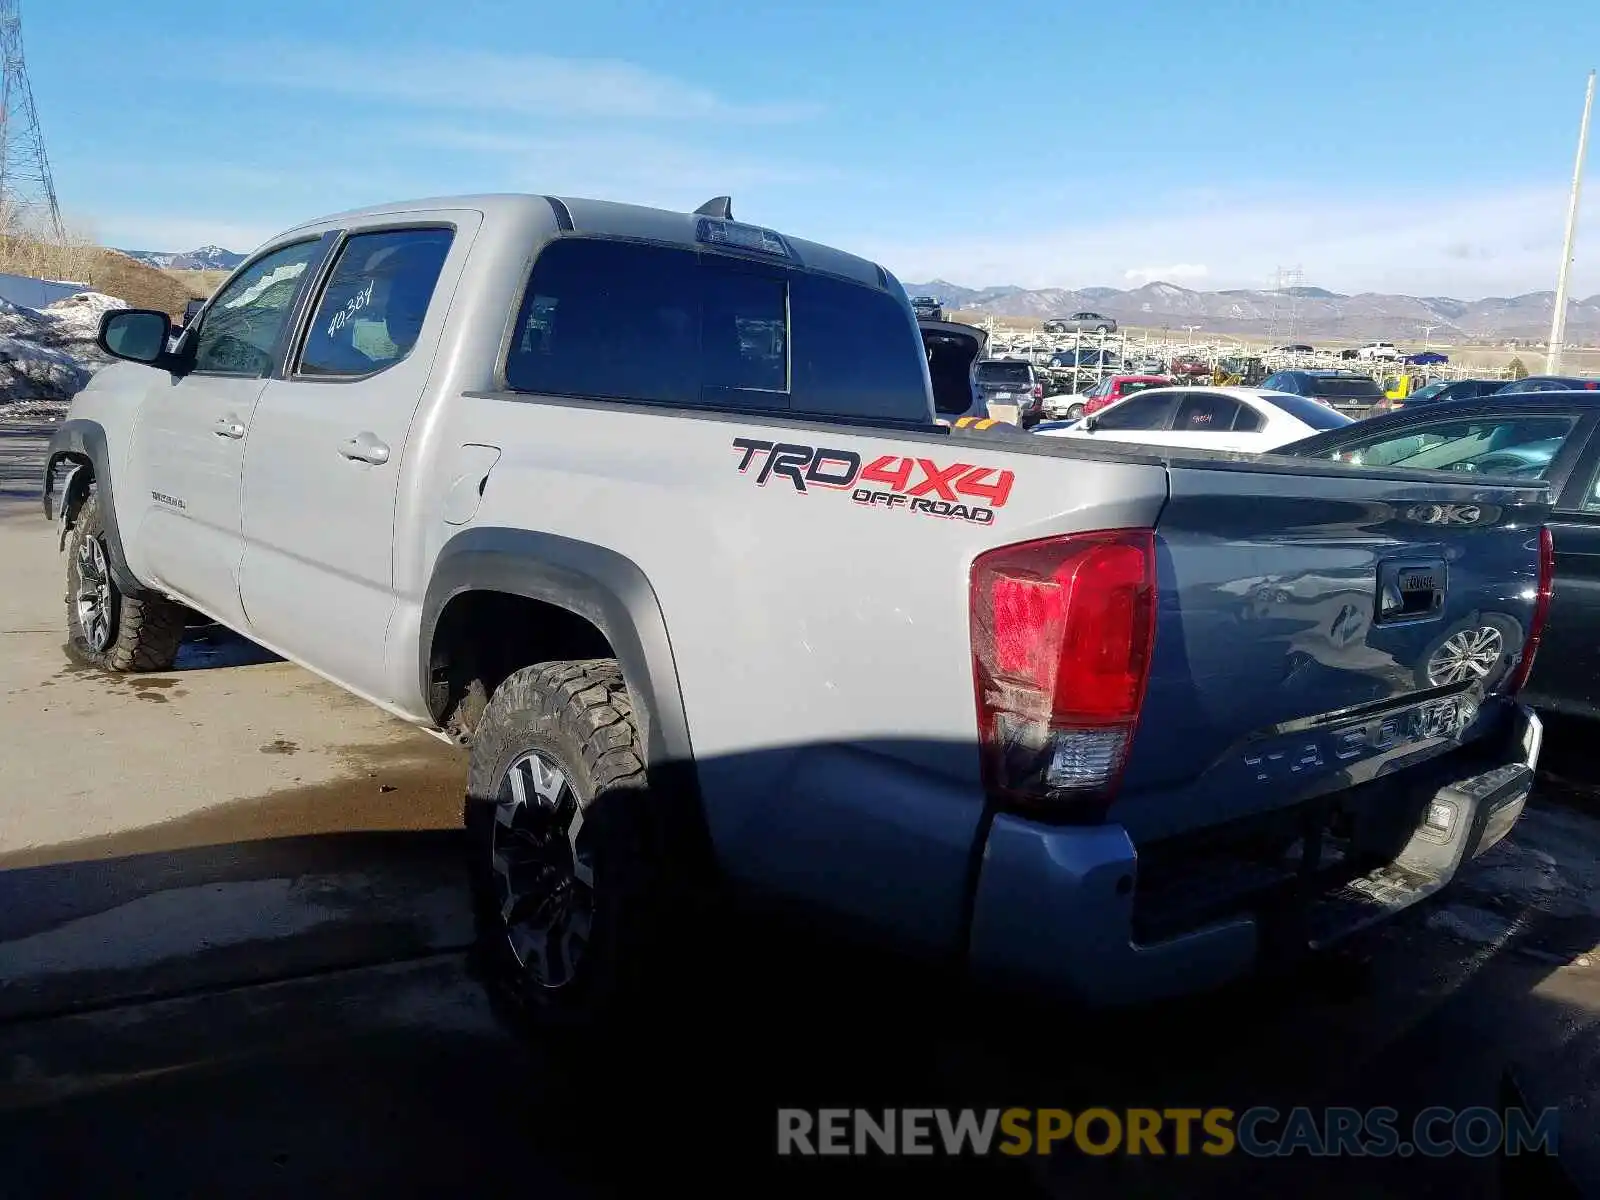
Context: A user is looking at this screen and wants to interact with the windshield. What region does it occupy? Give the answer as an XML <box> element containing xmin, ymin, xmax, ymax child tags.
<box><xmin>1407</xmin><ymin>381</ymin><xmax>1449</xmax><ymax>401</ymax></box>
<box><xmin>1309</xmin><ymin>376</ymin><xmax>1384</xmax><ymax>399</ymax></box>
<box><xmin>976</xmin><ymin>362</ymin><xmax>1031</xmax><ymax>384</ymax></box>
<box><xmin>1316</xmin><ymin>415</ymin><xmax>1578</xmax><ymax>477</ymax></box>
<box><xmin>1264</xmin><ymin>394</ymin><xmax>1353</xmax><ymax>430</ymax></box>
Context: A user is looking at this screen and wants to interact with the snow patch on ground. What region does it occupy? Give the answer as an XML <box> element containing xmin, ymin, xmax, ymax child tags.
<box><xmin>0</xmin><ymin>290</ymin><xmax>127</xmax><ymax>409</ymax></box>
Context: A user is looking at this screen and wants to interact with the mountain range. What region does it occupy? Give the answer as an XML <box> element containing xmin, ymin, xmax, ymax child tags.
<box><xmin>904</xmin><ymin>279</ymin><xmax>1600</xmax><ymax>344</ymax></box>
<box><xmin>115</xmin><ymin>245</ymin><xmax>247</xmax><ymax>272</ymax></box>
<box><xmin>95</xmin><ymin>243</ymin><xmax>1600</xmax><ymax>344</ymax></box>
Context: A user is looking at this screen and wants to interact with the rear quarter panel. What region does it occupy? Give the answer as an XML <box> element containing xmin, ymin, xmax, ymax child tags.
<box><xmin>432</xmin><ymin>396</ymin><xmax>1168</xmax><ymax>945</ymax></box>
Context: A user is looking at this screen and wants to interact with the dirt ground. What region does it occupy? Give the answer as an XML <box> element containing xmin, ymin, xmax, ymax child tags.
<box><xmin>0</xmin><ymin>421</ymin><xmax>465</xmax><ymax>865</ymax></box>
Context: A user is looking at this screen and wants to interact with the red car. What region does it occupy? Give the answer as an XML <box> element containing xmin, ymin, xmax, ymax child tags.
<box><xmin>1168</xmin><ymin>354</ymin><xmax>1212</xmax><ymax>380</ymax></box>
<box><xmin>1050</xmin><ymin>374</ymin><xmax>1172</xmax><ymax>421</ymax></box>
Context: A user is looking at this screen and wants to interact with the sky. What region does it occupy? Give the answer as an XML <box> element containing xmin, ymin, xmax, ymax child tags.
<box><xmin>22</xmin><ymin>0</ymin><xmax>1600</xmax><ymax>300</ymax></box>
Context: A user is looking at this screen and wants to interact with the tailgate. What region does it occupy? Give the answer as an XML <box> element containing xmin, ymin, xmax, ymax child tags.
<box><xmin>1112</xmin><ymin>460</ymin><xmax>1550</xmax><ymax>842</ymax></box>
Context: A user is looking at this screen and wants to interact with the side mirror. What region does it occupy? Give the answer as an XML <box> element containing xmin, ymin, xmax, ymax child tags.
<box><xmin>98</xmin><ymin>309</ymin><xmax>175</xmax><ymax>366</ymax></box>
<box><xmin>1082</xmin><ymin>414</ymin><xmax>1099</xmax><ymax>431</ymax></box>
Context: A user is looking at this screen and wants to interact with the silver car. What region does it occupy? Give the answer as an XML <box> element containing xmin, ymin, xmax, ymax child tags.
<box><xmin>1042</xmin><ymin>311</ymin><xmax>1118</xmax><ymax>335</ymax></box>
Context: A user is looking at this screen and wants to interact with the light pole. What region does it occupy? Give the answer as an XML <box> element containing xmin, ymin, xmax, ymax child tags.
<box><xmin>1548</xmin><ymin>69</ymin><xmax>1595</xmax><ymax>375</ymax></box>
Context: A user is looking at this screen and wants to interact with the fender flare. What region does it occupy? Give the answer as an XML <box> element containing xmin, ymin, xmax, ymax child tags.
<box><xmin>41</xmin><ymin>418</ymin><xmax>146</xmax><ymax>595</ymax></box>
<box><xmin>419</xmin><ymin>527</ymin><xmax>694</xmax><ymax>772</ymax></box>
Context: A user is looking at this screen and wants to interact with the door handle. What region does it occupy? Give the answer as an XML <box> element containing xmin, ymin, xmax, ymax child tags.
<box><xmin>339</xmin><ymin>432</ymin><xmax>390</xmax><ymax>465</ymax></box>
<box><xmin>213</xmin><ymin>416</ymin><xmax>245</xmax><ymax>439</ymax></box>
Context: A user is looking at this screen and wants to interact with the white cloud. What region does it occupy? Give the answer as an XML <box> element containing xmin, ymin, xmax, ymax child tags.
<box><xmin>397</xmin><ymin>124</ymin><xmax>842</xmax><ymax>207</ymax></box>
<box><xmin>1124</xmin><ymin>263</ymin><xmax>1209</xmax><ymax>284</ymax></box>
<box><xmin>858</xmin><ymin>184</ymin><xmax>1600</xmax><ymax>299</ymax></box>
<box><xmin>198</xmin><ymin>45</ymin><xmax>819</xmax><ymax>125</ymax></box>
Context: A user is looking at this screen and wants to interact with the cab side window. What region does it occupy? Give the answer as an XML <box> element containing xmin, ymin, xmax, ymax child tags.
<box><xmin>191</xmin><ymin>240</ymin><xmax>326</xmax><ymax>377</ymax></box>
<box><xmin>297</xmin><ymin>228</ymin><xmax>455</xmax><ymax>379</ymax></box>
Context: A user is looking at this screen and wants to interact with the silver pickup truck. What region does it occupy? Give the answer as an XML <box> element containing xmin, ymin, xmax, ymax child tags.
<box><xmin>43</xmin><ymin>192</ymin><xmax>1550</xmax><ymax>1028</ymax></box>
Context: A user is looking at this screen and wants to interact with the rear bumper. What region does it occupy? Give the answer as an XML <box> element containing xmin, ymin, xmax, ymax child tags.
<box><xmin>966</xmin><ymin>705</ymin><xmax>1542</xmax><ymax>1007</ymax></box>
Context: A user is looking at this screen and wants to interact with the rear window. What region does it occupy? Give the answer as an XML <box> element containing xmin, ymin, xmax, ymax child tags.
<box><xmin>1308</xmin><ymin>376</ymin><xmax>1384</xmax><ymax>400</ymax></box>
<box><xmin>1262</xmin><ymin>393</ymin><xmax>1353</xmax><ymax>430</ymax></box>
<box><xmin>976</xmin><ymin>362</ymin><xmax>1032</xmax><ymax>385</ymax></box>
<box><xmin>1119</xmin><ymin>379</ymin><xmax>1160</xmax><ymax>397</ymax></box>
<box><xmin>503</xmin><ymin>238</ymin><xmax>928</xmax><ymax>421</ymax></box>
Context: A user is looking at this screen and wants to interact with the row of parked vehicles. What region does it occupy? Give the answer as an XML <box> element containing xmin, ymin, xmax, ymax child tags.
<box><xmin>38</xmin><ymin>193</ymin><xmax>1569</xmax><ymax>1033</ymax></box>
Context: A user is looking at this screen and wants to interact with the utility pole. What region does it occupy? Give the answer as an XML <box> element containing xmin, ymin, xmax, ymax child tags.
<box><xmin>1548</xmin><ymin>69</ymin><xmax>1595</xmax><ymax>375</ymax></box>
<box><xmin>1419</xmin><ymin>323</ymin><xmax>1438</xmax><ymax>349</ymax></box>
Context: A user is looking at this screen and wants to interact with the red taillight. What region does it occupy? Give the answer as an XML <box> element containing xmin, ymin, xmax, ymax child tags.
<box><xmin>970</xmin><ymin>530</ymin><xmax>1157</xmax><ymax>821</ymax></box>
<box><xmin>1506</xmin><ymin>526</ymin><xmax>1554</xmax><ymax>695</ymax></box>
<box><xmin>1032</xmin><ymin>383</ymin><xmax>1043</xmax><ymax>399</ymax></box>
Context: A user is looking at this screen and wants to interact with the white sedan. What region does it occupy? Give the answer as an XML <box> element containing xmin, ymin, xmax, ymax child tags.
<box><xmin>1033</xmin><ymin>386</ymin><xmax>1354</xmax><ymax>453</ymax></box>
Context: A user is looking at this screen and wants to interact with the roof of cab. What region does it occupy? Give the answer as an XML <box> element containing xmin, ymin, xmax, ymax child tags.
<box><xmin>273</xmin><ymin>192</ymin><xmax>890</xmax><ymax>292</ymax></box>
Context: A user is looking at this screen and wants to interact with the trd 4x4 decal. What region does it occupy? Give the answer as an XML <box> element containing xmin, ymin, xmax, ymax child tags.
<box><xmin>732</xmin><ymin>438</ymin><xmax>1014</xmax><ymax>525</ymax></box>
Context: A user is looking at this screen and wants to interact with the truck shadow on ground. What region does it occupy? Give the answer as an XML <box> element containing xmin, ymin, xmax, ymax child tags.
<box><xmin>2</xmin><ymin>728</ymin><xmax>1598</xmax><ymax>1196</ymax></box>
<box><xmin>2</xmin><ymin>831</ymin><xmax>1590</xmax><ymax>1199</ymax></box>
<box><xmin>172</xmin><ymin>620</ymin><xmax>284</xmax><ymax>670</ymax></box>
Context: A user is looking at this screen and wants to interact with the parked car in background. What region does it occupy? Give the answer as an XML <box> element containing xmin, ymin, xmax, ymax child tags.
<box><xmin>1042</xmin><ymin>311</ymin><xmax>1117</xmax><ymax>334</ymax></box>
<box><xmin>1278</xmin><ymin>389</ymin><xmax>1600</xmax><ymax>715</ymax></box>
<box><xmin>1356</xmin><ymin>341</ymin><xmax>1401</xmax><ymax>361</ymax></box>
<box><xmin>1049</xmin><ymin>347</ymin><xmax>1121</xmax><ymax>370</ymax></box>
<box><xmin>1035</xmin><ymin>386</ymin><xmax>1353</xmax><ymax>452</ymax></box>
<box><xmin>1496</xmin><ymin>375</ymin><xmax>1600</xmax><ymax>394</ymax></box>
<box><xmin>1047</xmin><ymin>373</ymin><xmax>1171</xmax><ymax>421</ymax></box>
<box><xmin>1261</xmin><ymin>369</ymin><xmax>1385</xmax><ymax>412</ymax></box>
<box><xmin>1369</xmin><ymin>378</ymin><xmax>1504</xmax><ymax>415</ymax></box>
<box><xmin>973</xmin><ymin>356</ymin><xmax>1044</xmax><ymax>425</ymax></box>
<box><xmin>1169</xmin><ymin>354</ymin><xmax>1211</xmax><ymax>380</ymax></box>
<box><xmin>910</xmin><ymin>295</ymin><xmax>943</xmax><ymax>321</ymax></box>
<box><xmin>1267</xmin><ymin>343</ymin><xmax>1316</xmax><ymax>354</ymax></box>
<box><xmin>1403</xmin><ymin>351</ymin><xmax>1448</xmax><ymax>366</ymax></box>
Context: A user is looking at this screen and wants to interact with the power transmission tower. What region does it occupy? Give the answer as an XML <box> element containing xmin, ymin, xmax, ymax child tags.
<box><xmin>1266</xmin><ymin>267</ymin><xmax>1284</xmax><ymax>343</ymax></box>
<box><xmin>1282</xmin><ymin>264</ymin><xmax>1304</xmax><ymax>343</ymax></box>
<box><xmin>0</xmin><ymin>0</ymin><xmax>64</xmax><ymax>242</ymax></box>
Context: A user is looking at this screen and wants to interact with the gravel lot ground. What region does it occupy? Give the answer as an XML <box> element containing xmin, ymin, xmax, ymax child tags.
<box><xmin>1</xmin><ymin>416</ymin><xmax>1598</xmax><ymax>1197</ymax></box>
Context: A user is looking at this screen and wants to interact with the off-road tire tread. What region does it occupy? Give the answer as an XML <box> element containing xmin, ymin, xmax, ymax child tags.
<box><xmin>64</xmin><ymin>491</ymin><xmax>184</xmax><ymax>673</ymax></box>
<box><xmin>466</xmin><ymin>658</ymin><xmax>672</xmax><ymax>1035</ymax></box>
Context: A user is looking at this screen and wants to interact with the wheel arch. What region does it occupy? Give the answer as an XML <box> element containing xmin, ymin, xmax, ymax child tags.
<box><xmin>42</xmin><ymin>418</ymin><xmax>146</xmax><ymax>594</ymax></box>
<box><xmin>420</xmin><ymin>528</ymin><xmax>694</xmax><ymax>775</ymax></box>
